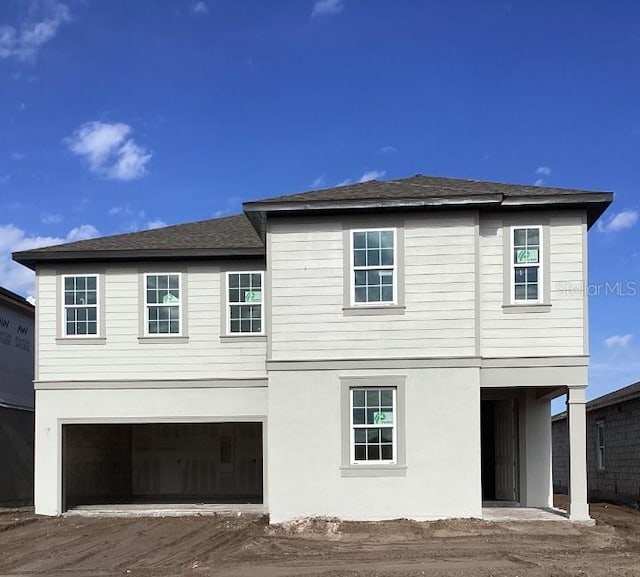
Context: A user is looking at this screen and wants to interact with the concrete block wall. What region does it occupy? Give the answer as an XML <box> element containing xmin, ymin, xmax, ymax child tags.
<box><xmin>552</xmin><ymin>397</ymin><xmax>640</xmax><ymax>505</ymax></box>
<box><xmin>587</xmin><ymin>398</ymin><xmax>640</xmax><ymax>505</ymax></box>
<box><xmin>551</xmin><ymin>417</ymin><xmax>569</xmax><ymax>493</ymax></box>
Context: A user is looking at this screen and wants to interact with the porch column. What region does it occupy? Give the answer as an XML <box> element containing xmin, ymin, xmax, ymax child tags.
<box><xmin>567</xmin><ymin>385</ymin><xmax>590</xmax><ymax>522</ymax></box>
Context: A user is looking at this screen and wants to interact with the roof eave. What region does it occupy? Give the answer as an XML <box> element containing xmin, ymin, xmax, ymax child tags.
<box><xmin>243</xmin><ymin>194</ymin><xmax>504</xmax><ymax>214</ymax></box>
<box><xmin>0</xmin><ymin>286</ymin><xmax>34</xmax><ymax>313</ymax></box>
<box><xmin>13</xmin><ymin>247</ymin><xmax>266</xmax><ymax>270</ymax></box>
<box><xmin>501</xmin><ymin>193</ymin><xmax>613</xmax><ymax>228</ymax></box>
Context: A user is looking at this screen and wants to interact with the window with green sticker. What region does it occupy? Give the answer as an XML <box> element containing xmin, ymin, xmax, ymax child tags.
<box><xmin>350</xmin><ymin>387</ymin><xmax>396</xmax><ymax>463</ymax></box>
<box><xmin>227</xmin><ymin>272</ymin><xmax>264</xmax><ymax>334</ymax></box>
<box><xmin>145</xmin><ymin>273</ymin><xmax>181</xmax><ymax>335</ymax></box>
<box><xmin>512</xmin><ymin>227</ymin><xmax>541</xmax><ymax>302</ymax></box>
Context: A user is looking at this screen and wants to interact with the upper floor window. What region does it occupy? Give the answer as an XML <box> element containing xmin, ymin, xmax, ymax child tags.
<box><xmin>63</xmin><ymin>275</ymin><xmax>98</xmax><ymax>336</ymax></box>
<box><xmin>512</xmin><ymin>227</ymin><xmax>542</xmax><ymax>303</ymax></box>
<box><xmin>227</xmin><ymin>272</ymin><xmax>263</xmax><ymax>334</ymax></box>
<box><xmin>145</xmin><ymin>273</ymin><xmax>181</xmax><ymax>335</ymax></box>
<box><xmin>351</xmin><ymin>229</ymin><xmax>396</xmax><ymax>305</ymax></box>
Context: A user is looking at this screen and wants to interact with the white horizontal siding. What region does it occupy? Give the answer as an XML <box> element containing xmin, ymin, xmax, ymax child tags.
<box><xmin>37</xmin><ymin>264</ymin><xmax>266</xmax><ymax>381</ymax></box>
<box><xmin>479</xmin><ymin>213</ymin><xmax>585</xmax><ymax>357</ymax></box>
<box><xmin>269</xmin><ymin>214</ymin><xmax>477</xmax><ymax>361</ymax></box>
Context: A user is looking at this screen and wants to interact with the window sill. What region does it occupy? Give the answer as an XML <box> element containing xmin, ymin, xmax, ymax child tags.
<box><xmin>340</xmin><ymin>465</ymin><xmax>407</xmax><ymax>478</ymax></box>
<box><xmin>343</xmin><ymin>305</ymin><xmax>406</xmax><ymax>316</ymax></box>
<box><xmin>137</xmin><ymin>336</ymin><xmax>189</xmax><ymax>343</ymax></box>
<box><xmin>56</xmin><ymin>337</ymin><xmax>106</xmax><ymax>345</ymax></box>
<box><xmin>502</xmin><ymin>304</ymin><xmax>552</xmax><ymax>314</ymax></box>
<box><xmin>220</xmin><ymin>335</ymin><xmax>267</xmax><ymax>343</ymax></box>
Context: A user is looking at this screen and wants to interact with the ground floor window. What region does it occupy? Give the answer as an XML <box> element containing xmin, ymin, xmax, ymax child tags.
<box><xmin>350</xmin><ymin>387</ymin><xmax>396</xmax><ymax>464</ymax></box>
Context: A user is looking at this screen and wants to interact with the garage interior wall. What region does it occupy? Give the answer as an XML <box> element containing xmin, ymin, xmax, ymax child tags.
<box><xmin>63</xmin><ymin>422</ymin><xmax>262</xmax><ymax>509</ymax></box>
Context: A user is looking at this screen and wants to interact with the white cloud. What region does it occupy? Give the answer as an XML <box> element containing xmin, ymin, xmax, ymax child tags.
<box><xmin>312</xmin><ymin>176</ymin><xmax>326</xmax><ymax>188</ymax></box>
<box><xmin>0</xmin><ymin>2</ymin><xmax>71</xmax><ymax>61</ymax></box>
<box><xmin>10</xmin><ymin>152</ymin><xmax>25</xmax><ymax>161</ymax></box>
<box><xmin>536</xmin><ymin>166</ymin><xmax>552</xmax><ymax>176</ymax></box>
<box><xmin>379</xmin><ymin>145</ymin><xmax>396</xmax><ymax>154</ymax></box>
<box><xmin>145</xmin><ymin>220</ymin><xmax>167</xmax><ymax>230</ymax></box>
<box><xmin>40</xmin><ymin>212</ymin><xmax>63</xmax><ymax>225</ymax></box>
<box><xmin>604</xmin><ymin>334</ymin><xmax>633</xmax><ymax>348</ymax></box>
<box><xmin>0</xmin><ymin>175</ymin><xmax>10</xmax><ymax>185</ymax></box>
<box><xmin>66</xmin><ymin>121</ymin><xmax>151</xmax><ymax>181</ymax></box>
<box><xmin>66</xmin><ymin>224</ymin><xmax>99</xmax><ymax>242</ymax></box>
<box><xmin>358</xmin><ymin>170</ymin><xmax>385</xmax><ymax>183</ymax></box>
<box><xmin>534</xmin><ymin>178</ymin><xmax>544</xmax><ymax>186</ymax></box>
<box><xmin>192</xmin><ymin>2</ymin><xmax>208</xmax><ymax>14</ymax></box>
<box><xmin>311</xmin><ymin>0</ymin><xmax>344</xmax><ymax>18</ymax></box>
<box><xmin>0</xmin><ymin>223</ymin><xmax>99</xmax><ymax>297</ymax></box>
<box><xmin>597</xmin><ymin>210</ymin><xmax>639</xmax><ymax>233</ymax></box>
<box><xmin>336</xmin><ymin>178</ymin><xmax>351</xmax><ymax>187</ymax></box>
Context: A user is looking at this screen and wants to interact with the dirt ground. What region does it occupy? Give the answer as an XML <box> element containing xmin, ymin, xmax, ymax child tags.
<box><xmin>1</xmin><ymin>497</ymin><xmax>640</xmax><ymax>577</ymax></box>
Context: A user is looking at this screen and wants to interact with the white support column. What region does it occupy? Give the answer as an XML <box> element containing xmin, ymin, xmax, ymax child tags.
<box><xmin>567</xmin><ymin>385</ymin><xmax>591</xmax><ymax>523</ymax></box>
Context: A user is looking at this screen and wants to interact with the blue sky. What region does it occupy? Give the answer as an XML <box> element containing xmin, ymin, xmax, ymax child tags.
<box><xmin>0</xmin><ymin>0</ymin><xmax>639</xmax><ymax>402</ymax></box>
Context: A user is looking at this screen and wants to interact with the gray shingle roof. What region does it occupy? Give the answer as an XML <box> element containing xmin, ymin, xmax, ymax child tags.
<box><xmin>13</xmin><ymin>174</ymin><xmax>613</xmax><ymax>268</ymax></box>
<box><xmin>0</xmin><ymin>285</ymin><xmax>35</xmax><ymax>313</ymax></box>
<box><xmin>553</xmin><ymin>381</ymin><xmax>640</xmax><ymax>421</ymax></box>
<box><xmin>13</xmin><ymin>214</ymin><xmax>264</xmax><ymax>269</ymax></box>
<box><xmin>245</xmin><ymin>174</ymin><xmax>611</xmax><ymax>205</ymax></box>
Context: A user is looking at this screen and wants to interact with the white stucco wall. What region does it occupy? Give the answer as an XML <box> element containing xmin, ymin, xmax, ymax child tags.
<box><xmin>267</xmin><ymin>367</ymin><xmax>482</xmax><ymax>523</ymax></box>
<box><xmin>34</xmin><ymin>386</ymin><xmax>268</xmax><ymax>515</ymax></box>
<box><xmin>519</xmin><ymin>391</ymin><xmax>553</xmax><ymax>508</ymax></box>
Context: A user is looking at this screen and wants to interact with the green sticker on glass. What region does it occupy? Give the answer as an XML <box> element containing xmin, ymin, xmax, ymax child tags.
<box><xmin>374</xmin><ymin>411</ymin><xmax>393</xmax><ymax>424</ymax></box>
<box><xmin>245</xmin><ymin>290</ymin><xmax>262</xmax><ymax>303</ymax></box>
<box><xmin>516</xmin><ymin>249</ymin><xmax>538</xmax><ymax>264</ymax></box>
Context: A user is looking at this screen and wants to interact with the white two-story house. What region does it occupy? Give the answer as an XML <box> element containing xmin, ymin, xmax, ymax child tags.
<box><xmin>13</xmin><ymin>175</ymin><xmax>612</xmax><ymax>522</ymax></box>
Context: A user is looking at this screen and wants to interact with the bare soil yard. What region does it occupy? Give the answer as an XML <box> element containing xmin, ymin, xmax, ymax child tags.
<box><xmin>1</xmin><ymin>498</ymin><xmax>640</xmax><ymax>577</ymax></box>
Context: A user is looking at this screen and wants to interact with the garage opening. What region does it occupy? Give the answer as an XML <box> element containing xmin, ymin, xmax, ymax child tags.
<box><xmin>62</xmin><ymin>422</ymin><xmax>263</xmax><ymax>511</ymax></box>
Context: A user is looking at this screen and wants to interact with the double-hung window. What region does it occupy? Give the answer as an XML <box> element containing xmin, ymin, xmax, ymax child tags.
<box><xmin>512</xmin><ymin>227</ymin><xmax>542</xmax><ymax>303</ymax></box>
<box><xmin>596</xmin><ymin>420</ymin><xmax>605</xmax><ymax>471</ymax></box>
<box><xmin>145</xmin><ymin>273</ymin><xmax>181</xmax><ymax>335</ymax></box>
<box><xmin>227</xmin><ymin>272</ymin><xmax>264</xmax><ymax>334</ymax></box>
<box><xmin>352</xmin><ymin>229</ymin><xmax>396</xmax><ymax>305</ymax></box>
<box><xmin>350</xmin><ymin>387</ymin><xmax>396</xmax><ymax>463</ymax></box>
<box><xmin>63</xmin><ymin>275</ymin><xmax>98</xmax><ymax>336</ymax></box>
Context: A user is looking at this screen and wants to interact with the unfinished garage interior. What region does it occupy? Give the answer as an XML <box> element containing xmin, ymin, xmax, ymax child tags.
<box><xmin>62</xmin><ymin>422</ymin><xmax>263</xmax><ymax>510</ymax></box>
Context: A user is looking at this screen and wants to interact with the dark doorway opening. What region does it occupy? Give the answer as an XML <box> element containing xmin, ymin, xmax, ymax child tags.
<box><xmin>481</xmin><ymin>398</ymin><xmax>519</xmax><ymax>502</ymax></box>
<box><xmin>62</xmin><ymin>422</ymin><xmax>263</xmax><ymax>511</ymax></box>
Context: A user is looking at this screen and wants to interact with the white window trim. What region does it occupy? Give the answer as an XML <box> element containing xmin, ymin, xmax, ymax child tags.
<box><xmin>225</xmin><ymin>271</ymin><xmax>265</xmax><ymax>336</ymax></box>
<box><xmin>596</xmin><ymin>420</ymin><xmax>605</xmax><ymax>471</ymax></box>
<box><xmin>350</xmin><ymin>228</ymin><xmax>398</xmax><ymax>307</ymax></box>
<box><xmin>61</xmin><ymin>274</ymin><xmax>100</xmax><ymax>338</ymax></box>
<box><xmin>349</xmin><ymin>387</ymin><xmax>397</xmax><ymax>465</ymax></box>
<box><xmin>143</xmin><ymin>272</ymin><xmax>183</xmax><ymax>337</ymax></box>
<box><xmin>510</xmin><ymin>225</ymin><xmax>543</xmax><ymax>304</ymax></box>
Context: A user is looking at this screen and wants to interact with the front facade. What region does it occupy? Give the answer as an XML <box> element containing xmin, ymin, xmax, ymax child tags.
<box><xmin>553</xmin><ymin>381</ymin><xmax>640</xmax><ymax>506</ymax></box>
<box><xmin>0</xmin><ymin>287</ymin><xmax>35</xmax><ymax>505</ymax></box>
<box><xmin>14</xmin><ymin>175</ymin><xmax>612</xmax><ymax>522</ymax></box>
